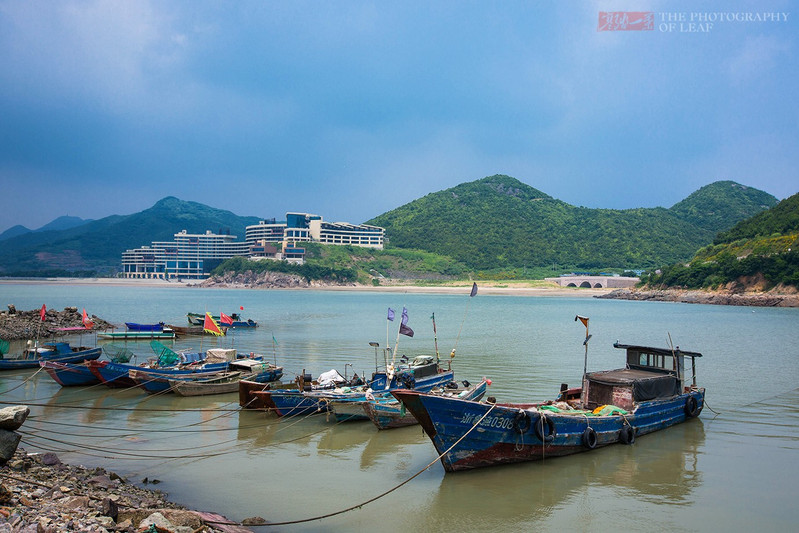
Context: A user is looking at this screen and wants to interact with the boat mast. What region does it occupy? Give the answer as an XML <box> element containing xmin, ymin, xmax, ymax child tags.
<box><xmin>575</xmin><ymin>315</ymin><xmax>591</xmax><ymax>376</ymax></box>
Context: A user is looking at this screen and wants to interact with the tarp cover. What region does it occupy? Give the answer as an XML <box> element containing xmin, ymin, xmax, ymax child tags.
<box><xmin>318</xmin><ymin>369</ymin><xmax>345</xmax><ymax>386</ymax></box>
<box><xmin>205</xmin><ymin>348</ymin><xmax>237</xmax><ymax>363</ymax></box>
<box><xmin>587</xmin><ymin>368</ymin><xmax>680</xmax><ymax>401</ymax></box>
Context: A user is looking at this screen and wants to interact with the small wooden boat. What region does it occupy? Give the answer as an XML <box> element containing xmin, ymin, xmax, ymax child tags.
<box><xmin>0</xmin><ymin>342</ymin><xmax>102</xmax><ymax>370</ymax></box>
<box><xmin>167</xmin><ymin>325</ymin><xmax>227</xmax><ymax>336</ymax></box>
<box><xmin>171</xmin><ymin>361</ymin><xmax>283</xmax><ymax>397</ymax></box>
<box><xmin>187</xmin><ymin>312</ymin><xmax>258</xmax><ymax>328</ymax></box>
<box><xmin>364</xmin><ymin>379</ymin><xmax>489</xmax><ymax>430</ymax></box>
<box><xmin>40</xmin><ymin>360</ymin><xmax>102</xmax><ymax>386</ymax></box>
<box><xmin>393</xmin><ymin>342</ymin><xmax>705</xmax><ymax>472</ymax></box>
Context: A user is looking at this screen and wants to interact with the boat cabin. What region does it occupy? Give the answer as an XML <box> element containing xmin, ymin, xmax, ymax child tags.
<box><xmin>580</xmin><ymin>343</ymin><xmax>702</xmax><ymax>411</ymax></box>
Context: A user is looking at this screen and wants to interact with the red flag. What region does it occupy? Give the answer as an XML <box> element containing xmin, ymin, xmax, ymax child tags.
<box><xmin>40</xmin><ymin>304</ymin><xmax>46</xmax><ymax>321</ymax></box>
<box><xmin>220</xmin><ymin>312</ymin><xmax>234</xmax><ymax>326</ymax></box>
<box><xmin>240</xmin><ymin>306</ymin><xmax>244</xmax><ymax>311</ymax></box>
<box><xmin>82</xmin><ymin>308</ymin><xmax>94</xmax><ymax>329</ymax></box>
<box><xmin>203</xmin><ymin>312</ymin><xmax>224</xmax><ymax>336</ymax></box>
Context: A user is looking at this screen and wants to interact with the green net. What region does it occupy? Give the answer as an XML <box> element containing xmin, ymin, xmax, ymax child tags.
<box><xmin>0</xmin><ymin>339</ymin><xmax>9</xmax><ymax>356</ymax></box>
<box><xmin>150</xmin><ymin>340</ymin><xmax>180</xmax><ymax>367</ymax></box>
<box><xmin>102</xmin><ymin>344</ymin><xmax>133</xmax><ymax>363</ymax></box>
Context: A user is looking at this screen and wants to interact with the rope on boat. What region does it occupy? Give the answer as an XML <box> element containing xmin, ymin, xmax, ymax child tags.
<box><xmin>248</xmin><ymin>402</ymin><xmax>499</xmax><ymax>527</ymax></box>
<box><xmin>0</xmin><ymin>367</ymin><xmax>45</xmax><ymax>393</ymax></box>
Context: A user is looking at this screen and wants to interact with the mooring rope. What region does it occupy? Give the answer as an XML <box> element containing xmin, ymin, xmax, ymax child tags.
<box><xmin>248</xmin><ymin>401</ymin><xmax>499</xmax><ymax>527</ymax></box>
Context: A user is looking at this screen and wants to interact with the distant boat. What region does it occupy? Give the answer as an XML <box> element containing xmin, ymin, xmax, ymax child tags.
<box><xmin>124</xmin><ymin>322</ymin><xmax>165</xmax><ymax>332</ymax></box>
<box><xmin>187</xmin><ymin>313</ymin><xmax>258</xmax><ymax>328</ymax></box>
<box><xmin>0</xmin><ymin>342</ymin><xmax>102</xmax><ymax>370</ymax></box>
<box><xmin>97</xmin><ymin>329</ymin><xmax>175</xmax><ymax>340</ymax></box>
<box><xmin>392</xmin><ymin>342</ymin><xmax>705</xmax><ymax>472</ymax></box>
<box><xmin>167</xmin><ymin>325</ymin><xmax>227</xmax><ymax>336</ymax></box>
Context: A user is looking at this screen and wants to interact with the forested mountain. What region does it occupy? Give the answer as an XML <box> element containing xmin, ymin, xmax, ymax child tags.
<box><xmin>367</xmin><ymin>175</ymin><xmax>777</xmax><ymax>270</ymax></box>
<box><xmin>0</xmin><ymin>197</ymin><xmax>261</xmax><ymax>275</ymax></box>
<box><xmin>670</xmin><ymin>181</ymin><xmax>777</xmax><ymax>234</ymax></box>
<box><xmin>0</xmin><ymin>216</ymin><xmax>92</xmax><ymax>242</ymax></box>
<box><xmin>642</xmin><ymin>192</ymin><xmax>799</xmax><ymax>290</ymax></box>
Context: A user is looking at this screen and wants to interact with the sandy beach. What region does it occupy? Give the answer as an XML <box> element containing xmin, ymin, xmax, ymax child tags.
<box><xmin>0</xmin><ymin>277</ymin><xmax>611</xmax><ymax>297</ymax></box>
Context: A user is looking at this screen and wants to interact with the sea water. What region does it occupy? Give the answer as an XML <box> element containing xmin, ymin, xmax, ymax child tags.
<box><xmin>0</xmin><ymin>283</ymin><xmax>797</xmax><ymax>531</ymax></box>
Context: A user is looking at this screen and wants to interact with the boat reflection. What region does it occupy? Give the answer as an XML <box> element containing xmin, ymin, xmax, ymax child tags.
<box><xmin>426</xmin><ymin>419</ymin><xmax>706</xmax><ymax>527</ymax></box>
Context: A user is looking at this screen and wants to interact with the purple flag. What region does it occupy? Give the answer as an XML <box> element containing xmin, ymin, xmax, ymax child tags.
<box><xmin>400</xmin><ymin>307</ymin><xmax>414</xmax><ymax>337</ymax></box>
<box><xmin>470</xmin><ymin>283</ymin><xmax>478</xmax><ymax>297</ymax></box>
<box><xmin>387</xmin><ymin>308</ymin><xmax>395</xmax><ymax>321</ymax></box>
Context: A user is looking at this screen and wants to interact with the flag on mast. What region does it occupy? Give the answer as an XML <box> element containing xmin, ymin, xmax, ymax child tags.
<box><xmin>40</xmin><ymin>304</ymin><xmax>46</xmax><ymax>321</ymax></box>
<box><xmin>220</xmin><ymin>312</ymin><xmax>234</xmax><ymax>326</ymax></box>
<box><xmin>387</xmin><ymin>308</ymin><xmax>395</xmax><ymax>321</ymax></box>
<box><xmin>470</xmin><ymin>282</ymin><xmax>478</xmax><ymax>297</ymax></box>
<box><xmin>203</xmin><ymin>312</ymin><xmax>224</xmax><ymax>336</ymax></box>
<box><xmin>82</xmin><ymin>309</ymin><xmax>94</xmax><ymax>329</ymax></box>
<box><xmin>399</xmin><ymin>307</ymin><xmax>414</xmax><ymax>337</ymax></box>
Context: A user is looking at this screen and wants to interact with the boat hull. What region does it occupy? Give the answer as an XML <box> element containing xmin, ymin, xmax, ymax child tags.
<box><xmin>392</xmin><ymin>389</ymin><xmax>705</xmax><ymax>472</ymax></box>
<box><xmin>318</xmin><ymin>369</ymin><xmax>456</xmax><ymax>422</ymax></box>
<box><xmin>365</xmin><ymin>380</ymin><xmax>488</xmax><ymax>429</ymax></box>
<box><xmin>40</xmin><ymin>361</ymin><xmax>101</xmax><ymax>386</ymax></box>
<box><xmin>0</xmin><ymin>346</ymin><xmax>102</xmax><ymax>370</ymax></box>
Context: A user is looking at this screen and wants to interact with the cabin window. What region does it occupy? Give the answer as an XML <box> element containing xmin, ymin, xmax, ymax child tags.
<box><xmin>639</xmin><ymin>354</ymin><xmax>648</xmax><ymax>366</ymax></box>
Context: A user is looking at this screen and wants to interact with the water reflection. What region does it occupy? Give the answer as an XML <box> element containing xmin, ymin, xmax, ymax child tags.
<box><xmin>424</xmin><ymin>419</ymin><xmax>705</xmax><ymax>528</ymax></box>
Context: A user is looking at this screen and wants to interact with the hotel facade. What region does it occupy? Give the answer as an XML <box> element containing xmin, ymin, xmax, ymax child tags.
<box><xmin>121</xmin><ymin>212</ymin><xmax>384</xmax><ymax>280</ymax></box>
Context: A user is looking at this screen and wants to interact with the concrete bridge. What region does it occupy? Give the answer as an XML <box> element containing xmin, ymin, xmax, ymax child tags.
<box><xmin>545</xmin><ymin>275</ymin><xmax>639</xmax><ymax>289</ymax></box>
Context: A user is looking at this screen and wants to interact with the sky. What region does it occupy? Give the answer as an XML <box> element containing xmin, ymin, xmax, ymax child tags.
<box><xmin>0</xmin><ymin>0</ymin><xmax>797</xmax><ymax>233</ymax></box>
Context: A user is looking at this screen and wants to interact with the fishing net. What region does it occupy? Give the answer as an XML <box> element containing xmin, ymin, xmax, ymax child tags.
<box><xmin>0</xmin><ymin>339</ymin><xmax>9</xmax><ymax>356</ymax></box>
<box><xmin>102</xmin><ymin>344</ymin><xmax>134</xmax><ymax>363</ymax></box>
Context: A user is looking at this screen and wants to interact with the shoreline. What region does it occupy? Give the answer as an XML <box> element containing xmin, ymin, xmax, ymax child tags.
<box><xmin>0</xmin><ymin>277</ymin><xmax>612</xmax><ymax>297</ymax></box>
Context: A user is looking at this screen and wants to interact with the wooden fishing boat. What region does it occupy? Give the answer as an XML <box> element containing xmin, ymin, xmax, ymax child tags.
<box><xmin>187</xmin><ymin>312</ymin><xmax>258</xmax><ymax>328</ymax></box>
<box><xmin>166</xmin><ymin>324</ymin><xmax>227</xmax><ymax>336</ymax></box>
<box><xmin>40</xmin><ymin>360</ymin><xmax>102</xmax><ymax>386</ymax></box>
<box><xmin>170</xmin><ymin>361</ymin><xmax>283</xmax><ymax>397</ymax></box>
<box><xmin>363</xmin><ymin>378</ymin><xmax>489</xmax><ymax>430</ymax></box>
<box><xmin>392</xmin><ymin>342</ymin><xmax>705</xmax><ymax>472</ymax></box>
<box><xmin>246</xmin><ymin>369</ymin><xmax>359</xmax><ymax>416</ymax></box>
<box><xmin>317</xmin><ymin>356</ymin><xmax>456</xmax><ymax>422</ymax></box>
<box><xmin>0</xmin><ymin>342</ymin><xmax>102</xmax><ymax>370</ymax></box>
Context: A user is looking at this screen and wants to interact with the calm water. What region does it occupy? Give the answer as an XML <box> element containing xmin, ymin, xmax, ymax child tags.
<box><xmin>1</xmin><ymin>283</ymin><xmax>797</xmax><ymax>531</ymax></box>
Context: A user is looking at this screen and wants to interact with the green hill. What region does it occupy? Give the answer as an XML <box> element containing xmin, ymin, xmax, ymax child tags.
<box><xmin>642</xmin><ymin>192</ymin><xmax>799</xmax><ymax>290</ymax></box>
<box><xmin>367</xmin><ymin>175</ymin><xmax>776</xmax><ymax>270</ymax></box>
<box><xmin>0</xmin><ymin>197</ymin><xmax>262</xmax><ymax>275</ymax></box>
<box><xmin>670</xmin><ymin>181</ymin><xmax>778</xmax><ymax>234</ymax></box>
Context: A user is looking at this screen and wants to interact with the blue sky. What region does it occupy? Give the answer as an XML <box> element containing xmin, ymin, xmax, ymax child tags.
<box><xmin>1</xmin><ymin>0</ymin><xmax>796</xmax><ymax>233</ymax></box>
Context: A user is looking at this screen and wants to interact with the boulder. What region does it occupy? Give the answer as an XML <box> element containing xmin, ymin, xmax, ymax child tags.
<box><xmin>0</xmin><ymin>405</ymin><xmax>30</xmax><ymax>431</ymax></box>
<box><xmin>0</xmin><ymin>429</ymin><xmax>22</xmax><ymax>463</ymax></box>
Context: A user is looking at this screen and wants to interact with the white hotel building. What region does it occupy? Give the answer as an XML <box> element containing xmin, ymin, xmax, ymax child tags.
<box><xmin>121</xmin><ymin>212</ymin><xmax>385</xmax><ymax>280</ymax></box>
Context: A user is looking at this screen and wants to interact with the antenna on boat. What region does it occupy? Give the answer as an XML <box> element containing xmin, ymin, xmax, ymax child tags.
<box><xmin>431</xmin><ymin>312</ymin><xmax>440</xmax><ymax>366</ymax></box>
<box><xmin>667</xmin><ymin>332</ymin><xmax>681</xmax><ymax>384</ymax></box>
<box><xmin>451</xmin><ymin>283</ymin><xmax>478</xmax><ymax>362</ymax></box>
<box><xmin>575</xmin><ymin>315</ymin><xmax>590</xmax><ymax>376</ymax></box>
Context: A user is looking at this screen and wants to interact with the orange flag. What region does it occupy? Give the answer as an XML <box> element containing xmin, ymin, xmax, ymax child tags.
<box><xmin>82</xmin><ymin>308</ymin><xmax>94</xmax><ymax>329</ymax></box>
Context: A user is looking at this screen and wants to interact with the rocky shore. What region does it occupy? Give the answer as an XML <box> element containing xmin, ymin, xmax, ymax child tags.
<box><xmin>597</xmin><ymin>287</ymin><xmax>799</xmax><ymax>307</ymax></box>
<box><xmin>0</xmin><ymin>306</ymin><xmax>114</xmax><ymax>341</ymax></box>
<box><xmin>0</xmin><ymin>448</ymin><xmax>257</xmax><ymax>532</ymax></box>
<box><xmin>0</xmin><ymin>405</ymin><xmax>258</xmax><ymax>532</ymax></box>
<box><xmin>196</xmin><ymin>270</ymin><xmax>355</xmax><ymax>289</ymax></box>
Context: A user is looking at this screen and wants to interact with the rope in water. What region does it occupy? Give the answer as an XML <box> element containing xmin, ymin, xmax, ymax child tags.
<box><xmin>249</xmin><ymin>401</ymin><xmax>498</xmax><ymax>527</ymax></box>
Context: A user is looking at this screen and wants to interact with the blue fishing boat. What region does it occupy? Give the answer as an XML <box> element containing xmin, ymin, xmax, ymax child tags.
<box><xmin>124</xmin><ymin>322</ymin><xmax>165</xmax><ymax>332</ymax></box>
<box><xmin>392</xmin><ymin>342</ymin><xmax>705</xmax><ymax>472</ymax></box>
<box><xmin>0</xmin><ymin>342</ymin><xmax>102</xmax><ymax>370</ymax></box>
<box><xmin>40</xmin><ymin>360</ymin><xmax>101</xmax><ymax>386</ymax></box>
<box><xmin>315</xmin><ymin>356</ymin><xmax>457</xmax><ymax>422</ymax></box>
<box><xmin>364</xmin><ymin>378</ymin><xmax>489</xmax><ymax>430</ymax></box>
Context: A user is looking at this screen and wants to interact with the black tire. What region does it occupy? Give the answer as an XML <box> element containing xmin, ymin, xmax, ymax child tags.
<box><xmin>513</xmin><ymin>410</ymin><xmax>531</xmax><ymax>433</ymax></box>
<box><xmin>582</xmin><ymin>426</ymin><xmax>597</xmax><ymax>449</ymax></box>
<box><xmin>534</xmin><ymin>414</ymin><xmax>555</xmax><ymax>443</ymax></box>
<box><xmin>619</xmin><ymin>424</ymin><xmax>635</xmax><ymax>445</ymax></box>
<box><xmin>684</xmin><ymin>396</ymin><xmax>700</xmax><ymax>418</ymax></box>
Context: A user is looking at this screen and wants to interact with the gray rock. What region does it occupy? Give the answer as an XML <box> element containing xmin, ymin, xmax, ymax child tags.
<box><xmin>0</xmin><ymin>429</ymin><xmax>21</xmax><ymax>463</ymax></box>
<box><xmin>0</xmin><ymin>406</ymin><xmax>29</xmax><ymax>431</ymax></box>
